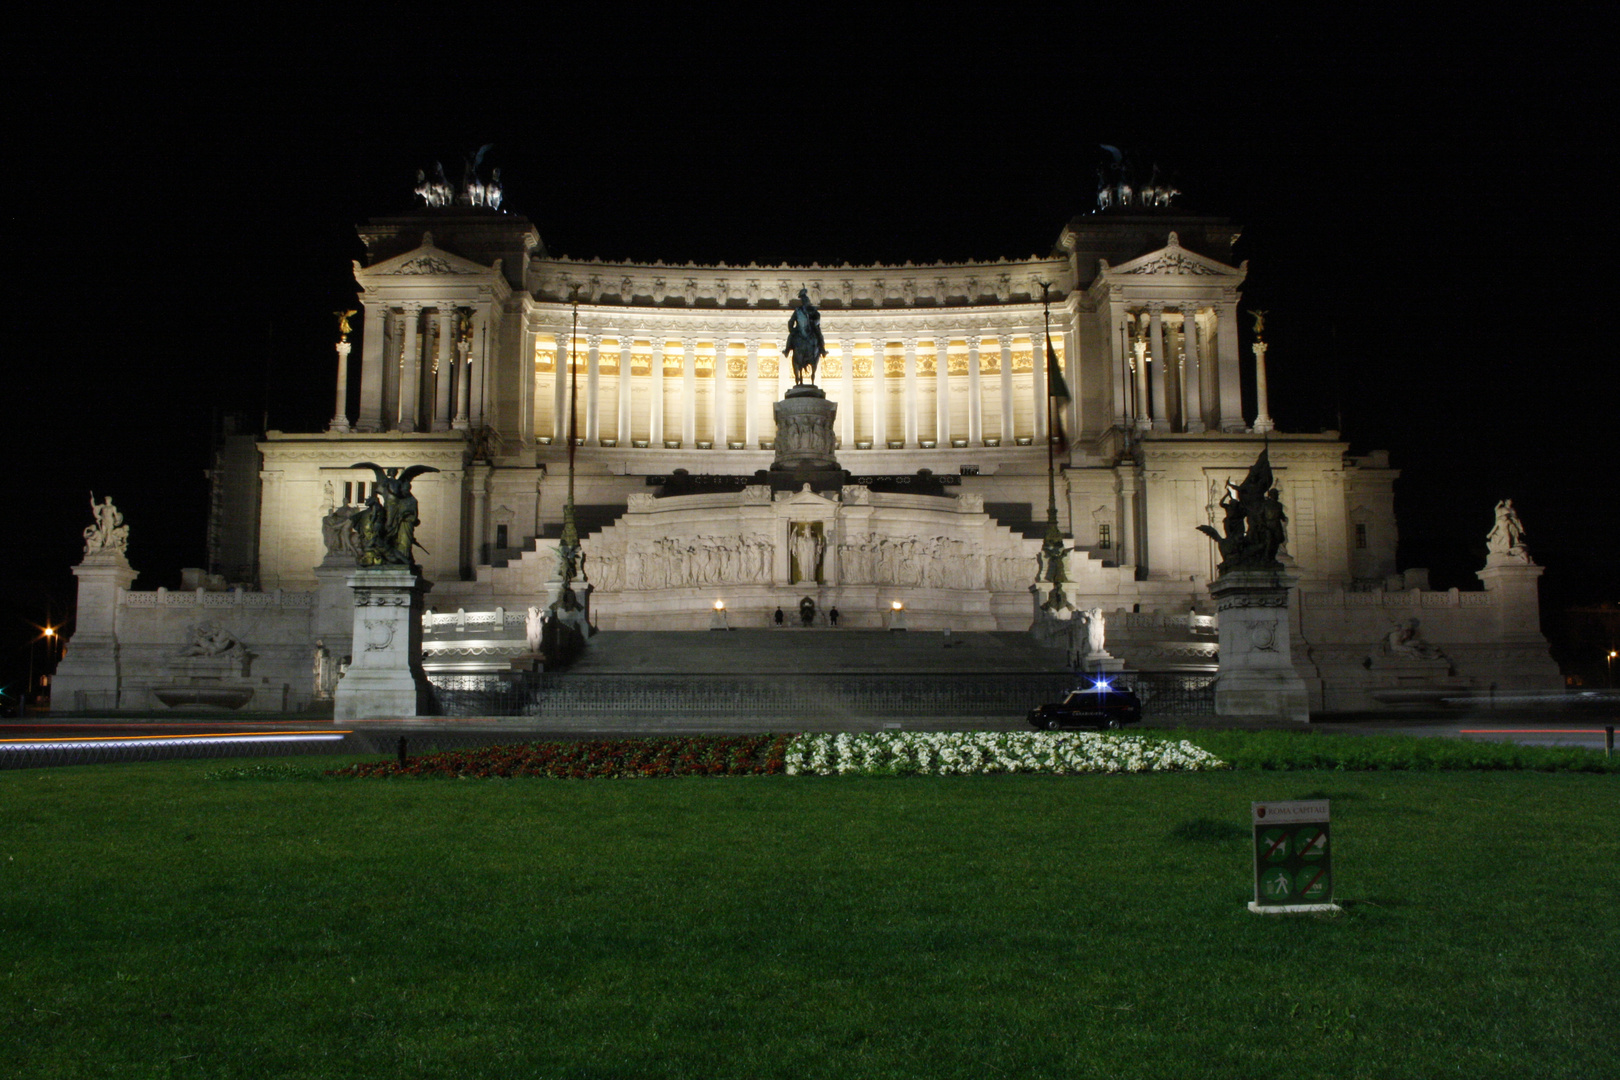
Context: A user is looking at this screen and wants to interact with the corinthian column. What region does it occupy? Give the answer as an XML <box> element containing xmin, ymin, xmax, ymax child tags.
<box><xmin>1216</xmin><ymin>298</ymin><xmax>1244</xmax><ymax>431</ymax></box>
<box><xmin>433</xmin><ymin>309</ymin><xmax>455</xmax><ymax>431</ymax></box>
<box><xmin>585</xmin><ymin>333</ymin><xmax>602</xmax><ymax>445</ymax></box>
<box><xmin>1149</xmin><ymin>304</ymin><xmax>1169</xmax><ymax>431</ymax></box>
<box><xmin>713</xmin><ymin>338</ymin><xmax>730</xmax><ymax>449</ymax></box>
<box><xmin>744</xmin><ymin>338</ymin><xmax>759</xmax><ymax>447</ymax></box>
<box><xmin>999</xmin><ymin>335</ymin><xmax>1014</xmax><ymax>442</ymax></box>
<box><xmin>934</xmin><ymin>336</ymin><xmax>951</xmax><ymax>445</ymax></box>
<box><xmin>902</xmin><ymin>338</ymin><xmax>919</xmax><ymax>447</ymax></box>
<box><xmin>398</xmin><ymin>304</ymin><xmax>422</xmax><ymax>432</ymax></box>
<box><xmin>1031</xmin><ymin>326</ymin><xmax>1047</xmax><ymax>442</ymax></box>
<box><xmin>1181</xmin><ymin>306</ymin><xmax>1205</xmax><ymax>433</ymax></box>
<box><xmin>870</xmin><ymin>338</ymin><xmax>887</xmax><ymax>447</ymax></box>
<box><xmin>553</xmin><ymin>331</ymin><xmax>571</xmax><ymax>443</ymax></box>
<box><xmin>616</xmin><ymin>337</ymin><xmax>633</xmax><ymax>444</ymax></box>
<box><xmin>648</xmin><ymin>337</ymin><xmax>666</xmax><ymax>447</ymax></box>
<box><xmin>357</xmin><ymin>305</ymin><xmax>386</xmax><ymax>432</ymax></box>
<box><xmin>838</xmin><ymin>341</ymin><xmax>854</xmax><ymax>447</ymax></box>
<box><xmin>968</xmin><ymin>335</ymin><xmax>984</xmax><ymax>445</ymax></box>
<box><xmin>680</xmin><ymin>340</ymin><xmax>696</xmax><ymax>447</ymax></box>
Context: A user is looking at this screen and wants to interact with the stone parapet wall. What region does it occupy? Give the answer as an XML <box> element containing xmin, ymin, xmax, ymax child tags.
<box><xmin>81</xmin><ymin>588</ymin><xmax>318</xmax><ymax>712</ymax></box>
<box><xmin>1298</xmin><ymin>582</ymin><xmax>1558</xmax><ymax>710</ymax></box>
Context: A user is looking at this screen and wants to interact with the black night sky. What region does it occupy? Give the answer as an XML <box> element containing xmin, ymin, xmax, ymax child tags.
<box><xmin>5</xmin><ymin>12</ymin><xmax>1615</xmax><ymax>702</ymax></box>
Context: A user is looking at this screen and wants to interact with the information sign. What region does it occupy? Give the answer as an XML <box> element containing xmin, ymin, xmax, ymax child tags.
<box><xmin>1249</xmin><ymin>800</ymin><xmax>1340</xmax><ymax>914</ymax></box>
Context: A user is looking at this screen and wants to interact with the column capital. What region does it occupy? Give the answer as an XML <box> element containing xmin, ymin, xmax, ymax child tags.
<box><xmin>587</xmin><ymin>333</ymin><xmax>603</xmax><ymax>349</ymax></box>
<box><xmin>1146</xmin><ymin>300</ymin><xmax>1166</xmax><ymax>315</ymax></box>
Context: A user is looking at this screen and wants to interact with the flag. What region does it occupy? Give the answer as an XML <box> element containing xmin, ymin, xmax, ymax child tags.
<box><xmin>1046</xmin><ymin>333</ymin><xmax>1070</xmax><ymax>454</ymax></box>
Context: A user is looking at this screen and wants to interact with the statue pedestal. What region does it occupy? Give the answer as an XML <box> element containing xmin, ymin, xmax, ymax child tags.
<box><xmin>334</xmin><ymin>570</ymin><xmax>433</xmax><ymax>720</ymax></box>
<box><xmin>545</xmin><ymin>579</ymin><xmax>594</xmax><ymax>639</ymax></box>
<box><xmin>1209</xmin><ymin>569</ymin><xmax>1309</xmax><ymax>723</ymax></box>
<box><xmin>773</xmin><ymin>388</ymin><xmax>839</xmax><ymax>471</ymax></box>
<box><xmin>54</xmin><ymin>554</ymin><xmax>139</xmax><ymax>711</ymax></box>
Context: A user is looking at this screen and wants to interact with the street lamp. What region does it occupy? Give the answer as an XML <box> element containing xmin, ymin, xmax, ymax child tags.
<box><xmin>1607</xmin><ymin>649</ymin><xmax>1617</xmax><ymax>688</ymax></box>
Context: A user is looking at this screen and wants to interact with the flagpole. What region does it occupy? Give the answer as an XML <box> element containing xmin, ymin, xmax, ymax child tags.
<box><xmin>1039</xmin><ymin>283</ymin><xmax>1067</xmax><ymax>608</ymax></box>
<box><xmin>558</xmin><ymin>290</ymin><xmax>581</xmax><ymax>591</ymax></box>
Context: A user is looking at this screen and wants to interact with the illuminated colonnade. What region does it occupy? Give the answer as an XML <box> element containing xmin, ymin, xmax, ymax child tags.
<box><xmin>531</xmin><ymin>324</ymin><xmax>1063</xmax><ymax>451</ymax></box>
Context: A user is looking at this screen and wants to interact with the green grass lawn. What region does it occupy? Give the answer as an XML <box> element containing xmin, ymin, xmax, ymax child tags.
<box><xmin>2</xmin><ymin>758</ymin><xmax>1615</xmax><ymax>1079</ymax></box>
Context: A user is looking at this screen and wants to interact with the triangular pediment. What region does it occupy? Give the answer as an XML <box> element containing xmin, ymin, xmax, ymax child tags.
<box><xmin>783</xmin><ymin>484</ymin><xmax>838</xmax><ymax>511</ymax></box>
<box><xmin>359</xmin><ymin>233</ymin><xmax>497</xmax><ymax>278</ymax></box>
<box><xmin>1103</xmin><ymin>232</ymin><xmax>1242</xmax><ymax>278</ymax></box>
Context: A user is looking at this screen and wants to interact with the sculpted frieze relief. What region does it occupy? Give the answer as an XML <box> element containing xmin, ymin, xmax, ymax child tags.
<box><xmin>587</xmin><ymin>533</ymin><xmax>775</xmax><ymax>591</ymax></box>
<box><xmin>1214</xmin><ymin>593</ymin><xmax>1289</xmax><ymax>611</ymax></box>
<box><xmin>263</xmin><ymin>448</ymin><xmax>469</xmax><ymax>466</ymax></box>
<box><xmin>1116</xmin><ymin>251</ymin><xmax>1226</xmax><ymax>276</ymax></box>
<box><xmin>390</xmin><ymin>256</ymin><xmax>485</xmax><ymax>276</ymax></box>
<box><xmin>836</xmin><ymin>535</ymin><xmax>988</xmax><ymax>589</ymax></box>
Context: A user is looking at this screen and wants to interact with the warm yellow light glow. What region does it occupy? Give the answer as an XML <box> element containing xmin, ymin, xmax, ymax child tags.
<box><xmin>714</xmin><ymin>600</ymin><xmax>725</xmax><ymax>611</ymax></box>
<box><xmin>891</xmin><ymin>600</ymin><xmax>903</xmax><ymax>611</ymax></box>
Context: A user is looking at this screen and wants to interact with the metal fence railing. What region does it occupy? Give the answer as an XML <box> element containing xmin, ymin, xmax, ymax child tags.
<box><xmin>429</xmin><ymin>671</ymin><xmax>1218</xmax><ymax>720</ymax></box>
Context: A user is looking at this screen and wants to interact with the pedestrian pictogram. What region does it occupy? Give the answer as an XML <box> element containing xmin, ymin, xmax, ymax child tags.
<box><xmin>1250</xmin><ymin>801</ymin><xmax>1339</xmax><ymax>914</ymax></box>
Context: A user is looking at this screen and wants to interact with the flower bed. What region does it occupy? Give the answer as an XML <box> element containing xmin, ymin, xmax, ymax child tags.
<box><xmin>781</xmin><ymin>731</ymin><xmax>1228</xmax><ymax>776</ymax></box>
<box><xmin>328</xmin><ymin>734</ymin><xmax>792</xmax><ymax>780</ymax></box>
<box><xmin>325</xmin><ymin>732</ymin><xmax>1225</xmax><ymax>780</ymax></box>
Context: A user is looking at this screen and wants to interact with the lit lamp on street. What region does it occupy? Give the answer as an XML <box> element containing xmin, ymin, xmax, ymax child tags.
<box><xmin>709</xmin><ymin>598</ymin><xmax>730</xmax><ymax>632</ymax></box>
<box><xmin>1608</xmin><ymin>649</ymin><xmax>1617</xmax><ymax>687</ymax></box>
<box><xmin>889</xmin><ymin>599</ymin><xmax>907</xmax><ymax>632</ymax></box>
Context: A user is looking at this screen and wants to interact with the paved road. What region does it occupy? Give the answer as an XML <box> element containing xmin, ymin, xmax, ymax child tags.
<box><xmin>2</xmin><ymin>707</ymin><xmax>1615</xmax><ymax>769</ymax></box>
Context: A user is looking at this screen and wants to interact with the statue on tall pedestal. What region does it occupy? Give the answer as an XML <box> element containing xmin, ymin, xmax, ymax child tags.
<box><xmin>1486</xmin><ymin>499</ymin><xmax>1531</xmax><ymax>563</ymax></box>
<box><xmin>349</xmin><ymin>463</ymin><xmax>440</xmax><ymax>569</ymax></box>
<box><xmin>83</xmin><ymin>492</ymin><xmax>129</xmax><ymax>558</ymax></box>
<box><xmin>783</xmin><ymin>288</ymin><xmax>827</xmax><ymax>387</ymax></box>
